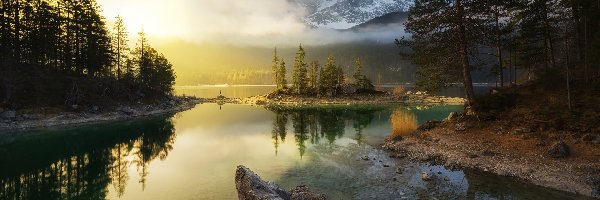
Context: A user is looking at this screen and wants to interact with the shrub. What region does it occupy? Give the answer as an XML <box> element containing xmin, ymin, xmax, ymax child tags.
<box><xmin>389</xmin><ymin>109</ymin><xmax>418</xmax><ymax>138</ymax></box>
<box><xmin>392</xmin><ymin>85</ymin><xmax>406</xmax><ymax>97</ymax></box>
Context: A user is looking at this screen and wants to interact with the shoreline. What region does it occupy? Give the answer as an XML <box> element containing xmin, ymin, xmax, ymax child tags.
<box><xmin>0</xmin><ymin>96</ymin><xmax>201</xmax><ymax>132</ymax></box>
<box><xmin>383</xmin><ymin>117</ymin><xmax>600</xmax><ymax>198</ymax></box>
<box><xmin>235</xmin><ymin>93</ymin><xmax>466</xmax><ymax>106</ymax></box>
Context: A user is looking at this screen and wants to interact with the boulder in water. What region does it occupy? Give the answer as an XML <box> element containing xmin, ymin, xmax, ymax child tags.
<box><xmin>235</xmin><ymin>165</ymin><xmax>326</xmax><ymax>200</ymax></box>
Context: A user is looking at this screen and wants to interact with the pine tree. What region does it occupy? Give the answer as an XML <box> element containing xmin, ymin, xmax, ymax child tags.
<box><xmin>112</xmin><ymin>16</ymin><xmax>129</xmax><ymax>80</ymax></box>
<box><xmin>399</xmin><ymin>0</ymin><xmax>476</xmax><ymax>105</ymax></box>
<box><xmin>353</xmin><ymin>57</ymin><xmax>374</xmax><ymax>91</ymax></box>
<box><xmin>353</xmin><ymin>57</ymin><xmax>362</xmax><ymax>81</ymax></box>
<box><xmin>292</xmin><ymin>44</ymin><xmax>308</xmax><ymax>94</ymax></box>
<box><xmin>271</xmin><ymin>48</ymin><xmax>279</xmax><ymax>87</ymax></box>
<box><xmin>319</xmin><ymin>55</ymin><xmax>337</xmax><ymax>96</ymax></box>
<box><xmin>308</xmin><ymin>61</ymin><xmax>319</xmax><ymax>91</ymax></box>
<box><xmin>277</xmin><ymin>60</ymin><xmax>287</xmax><ymax>90</ymax></box>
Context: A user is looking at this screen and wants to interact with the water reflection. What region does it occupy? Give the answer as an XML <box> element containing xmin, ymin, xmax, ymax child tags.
<box><xmin>266</xmin><ymin>105</ymin><xmax>386</xmax><ymax>157</ymax></box>
<box><xmin>0</xmin><ymin>116</ymin><xmax>176</xmax><ymax>199</ymax></box>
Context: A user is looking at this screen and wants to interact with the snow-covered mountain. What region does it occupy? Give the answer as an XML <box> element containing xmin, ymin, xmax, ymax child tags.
<box><xmin>291</xmin><ymin>0</ymin><xmax>413</xmax><ymax>29</ymax></box>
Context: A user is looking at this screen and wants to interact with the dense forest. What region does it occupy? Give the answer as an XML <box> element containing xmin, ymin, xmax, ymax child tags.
<box><xmin>0</xmin><ymin>0</ymin><xmax>176</xmax><ymax>109</ymax></box>
<box><xmin>398</xmin><ymin>0</ymin><xmax>600</xmax><ymax>106</ymax></box>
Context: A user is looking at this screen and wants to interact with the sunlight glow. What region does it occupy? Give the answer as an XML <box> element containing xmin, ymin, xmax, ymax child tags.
<box><xmin>97</xmin><ymin>0</ymin><xmax>307</xmax><ymax>44</ymax></box>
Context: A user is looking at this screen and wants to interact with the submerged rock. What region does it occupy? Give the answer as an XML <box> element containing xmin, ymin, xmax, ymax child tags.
<box><xmin>548</xmin><ymin>141</ymin><xmax>570</xmax><ymax>159</ymax></box>
<box><xmin>235</xmin><ymin>165</ymin><xmax>326</xmax><ymax>200</ymax></box>
<box><xmin>445</xmin><ymin>112</ymin><xmax>458</xmax><ymax>121</ymax></box>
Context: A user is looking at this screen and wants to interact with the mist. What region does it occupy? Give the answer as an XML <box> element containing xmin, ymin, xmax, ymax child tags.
<box><xmin>98</xmin><ymin>0</ymin><xmax>408</xmax><ymax>47</ymax></box>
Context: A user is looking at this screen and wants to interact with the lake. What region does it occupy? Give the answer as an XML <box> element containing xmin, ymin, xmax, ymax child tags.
<box><xmin>0</xmin><ymin>103</ymin><xmax>589</xmax><ymax>199</ymax></box>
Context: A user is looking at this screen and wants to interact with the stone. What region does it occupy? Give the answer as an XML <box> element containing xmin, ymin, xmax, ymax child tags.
<box><xmin>418</xmin><ymin>120</ymin><xmax>441</xmax><ymax>131</ymax></box>
<box><xmin>235</xmin><ymin>166</ymin><xmax>291</xmax><ymax>200</ymax></box>
<box><xmin>455</xmin><ymin>123</ymin><xmax>467</xmax><ymax>131</ymax></box>
<box><xmin>92</xmin><ymin>106</ymin><xmax>100</xmax><ymax>112</ymax></box>
<box><xmin>168</xmin><ymin>100</ymin><xmax>176</xmax><ymax>106</ymax></box>
<box><xmin>482</xmin><ymin>149</ymin><xmax>496</xmax><ymax>157</ymax></box>
<box><xmin>118</xmin><ymin>107</ymin><xmax>135</xmax><ymax>115</ymax></box>
<box><xmin>548</xmin><ymin>141</ymin><xmax>570</xmax><ymax>159</ymax></box>
<box><xmin>235</xmin><ymin>166</ymin><xmax>325</xmax><ymax>200</ymax></box>
<box><xmin>421</xmin><ymin>172</ymin><xmax>432</xmax><ymax>181</ymax></box>
<box><xmin>1</xmin><ymin>110</ymin><xmax>16</xmax><ymax>119</ymax></box>
<box><xmin>444</xmin><ymin>176</ymin><xmax>450</xmax><ymax>181</ymax></box>
<box><xmin>446</xmin><ymin>112</ymin><xmax>458</xmax><ymax>121</ymax></box>
<box><xmin>386</xmin><ymin>134</ymin><xmax>403</xmax><ymax>142</ymax></box>
<box><xmin>383</xmin><ymin>164</ymin><xmax>390</xmax><ymax>167</ymax></box>
<box><xmin>290</xmin><ymin>186</ymin><xmax>326</xmax><ymax>200</ymax></box>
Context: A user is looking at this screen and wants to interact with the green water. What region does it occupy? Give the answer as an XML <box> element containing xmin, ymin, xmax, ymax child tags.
<box><xmin>0</xmin><ymin>104</ymin><xmax>591</xmax><ymax>199</ymax></box>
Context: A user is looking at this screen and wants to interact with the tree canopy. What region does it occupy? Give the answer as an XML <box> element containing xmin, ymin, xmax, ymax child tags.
<box><xmin>0</xmin><ymin>0</ymin><xmax>177</xmax><ymax>108</ymax></box>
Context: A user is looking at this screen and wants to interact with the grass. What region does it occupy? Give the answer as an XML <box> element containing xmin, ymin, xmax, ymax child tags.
<box><xmin>389</xmin><ymin>108</ymin><xmax>418</xmax><ymax>138</ymax></box>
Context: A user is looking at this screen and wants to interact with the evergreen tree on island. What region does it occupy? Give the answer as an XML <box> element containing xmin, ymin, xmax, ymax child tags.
<box><xmin>271</xmin><ymin>48</ymin><xmax>280</xmax><ymax>89</ymax></box>
<box><xmin>353</xmin><ymin>58</ymin><xmax>374</xmax><ymax>91</ymax></box>
<box><xmin>292</xmin><ymin>44</ymin><xmax>308</xmax><ymax>95</ymax></box>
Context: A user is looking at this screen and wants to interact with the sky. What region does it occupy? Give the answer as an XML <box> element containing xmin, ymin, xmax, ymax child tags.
<box><xmin>98</xmin><ymin>0</ymin><xmax>310</xmax><ymax>46</ymax></box>
<box><xmin>97</xmin><ymin>0</ymin><xmax>406</xmax><ymax>47</ymax></box>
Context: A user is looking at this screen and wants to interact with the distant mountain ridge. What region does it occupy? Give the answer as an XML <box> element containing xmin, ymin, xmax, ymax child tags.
<box><xmin>347</xmin><ymin>11</ymin><xmax>409</xmax><ymax>32</ymax></box>
<box><xmin>291</xmin><ymin>0</ymin><xmax>414</xmax><ymax>29</ymax></box>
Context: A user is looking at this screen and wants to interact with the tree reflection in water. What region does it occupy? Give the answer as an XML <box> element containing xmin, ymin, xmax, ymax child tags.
<box><xmin>0</xmin><ymin>116</ymin><xmax>177</xmax><ymax>199</ymax></box>
<box><xmin>266</xmin><ymin>105</ymin><xmax>386</xmax><ymax>158</ymax></box>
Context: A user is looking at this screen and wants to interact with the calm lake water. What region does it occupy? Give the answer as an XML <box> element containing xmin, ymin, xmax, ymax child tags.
<box><xmin>0</xmin><ymin>103</ymin><xmax>590</xmax><ymax>199</ymax></box>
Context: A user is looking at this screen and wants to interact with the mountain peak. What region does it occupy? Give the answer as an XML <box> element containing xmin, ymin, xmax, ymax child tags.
<box><xmin>293</xmin><ymin>0</ymin><xmax>414</xmax><ymax>29</ymax></box>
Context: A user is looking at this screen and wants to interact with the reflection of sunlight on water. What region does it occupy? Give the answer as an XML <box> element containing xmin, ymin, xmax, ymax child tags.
<box><xmin>390</xmin><ymin>108</ymin><xmax>418</xmax><ymax>137</ymax></box>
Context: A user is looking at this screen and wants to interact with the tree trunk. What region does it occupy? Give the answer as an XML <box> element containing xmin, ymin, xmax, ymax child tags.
<box><xmin>495</xmin><ymin>14</ymin><xmax>504</xmax><ymax>88</ymax></box>
<box><xmin>509</xmin><ymin>50</ymin><xmax>514</xmax><ymax>86</ymax></box>
<box><xmin>455</xmin><ymin>0</ymin><xmax>475</xmax><ymax>106</ymax></box>
<box><xmin>543</xmin><ymin>11</ymin><xmax>556</xmax><ymax>68</ymax></box>
<box><xmin>14</xmin><ymin>0</ymin><xmax>20</xmax><ymax>62</ymax></box>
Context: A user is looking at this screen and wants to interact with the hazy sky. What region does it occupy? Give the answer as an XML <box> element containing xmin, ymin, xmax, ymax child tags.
<box><xmin>97</xmin><ymin>0</ymin><xmax>405</xmax><ymax>47</ymax></box>
<box><xmin>98</xmin><ymin>0</ymin><xmax>309</xmax><ymax>45</ymax></box>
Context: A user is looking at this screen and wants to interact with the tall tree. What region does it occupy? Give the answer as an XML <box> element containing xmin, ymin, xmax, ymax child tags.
<box><xmin>112</xmin><ymin>16</ymin><xmax>129</xmax><ymax>80</ymax></box>
<box><xmin>277</xmin><ymin>59</ymin><xmax>287</xmax><ymax>90</ymax></box>
<box><xmin>399</xmin><ymin>0</ymin><xmax>476</xmax><ymax>105</ymax></box>
<box><xmin>319</xmin><ymin>55</ymin><xmax>338</xmax><ymax>96</ymax></box>
<box><xmin>134</xmin><ymin>29</ymin><xmax>151</xmax><ymax>87</ymax></box>
<box><xmin>308</xmin><ymin>61</ymin><xmax>319</xmax><ymax>91</ymax></box>
<box><xmin>291</xmin><ymin>44</ymin><xmax>308</xmax><ymax>94</ymax></box>
<box><xmin>353</xmin><ymin>57</ymin><xmax>374</xmax><ymax>91</ymax></box>
<box><xmin>271</xmin><ymin>48</ymin><xmax>279</xmax><ymax>86</ymax></box>
<box><xmin>455</xmin><ymin>0</ymin><xmax>476</xmax><ymax>105</ymax></box>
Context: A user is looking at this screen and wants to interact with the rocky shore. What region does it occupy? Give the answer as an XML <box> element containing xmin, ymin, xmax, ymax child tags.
<box><xmin>0</xmin><ymin>96</ymin><xmax>201</xmax><ymax>132</ymax></box>
<box><xmin>383</xmin><ymin>113</ymin><xmax>600</xmax><ymax>198</ymax></box>
<box><xmin>240</xmin><ymin>92</ymin><xmax>465</xmax><ymax>106</ymax></box>
<box><xmin>235</xmin><ymin>165</ymin><xmax>326</xmax><ymax>200</ymax></box>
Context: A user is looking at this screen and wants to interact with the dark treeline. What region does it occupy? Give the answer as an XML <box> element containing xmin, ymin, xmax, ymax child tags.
<box><xmin>0</xmin><ymin>0</ymin><xmax>175</xmax><ymax>109</ymax></box>
<box><xmin>398</xmin><ymin>0</ymin><xmax>600</xmax><ymax>106</ymax></box>
<box><xmin>271</xmin><ymin>45</ymin><xmax>376</xmax><ymax>97</ymax></box>
<box><xmin>0</xmin><ymin>116</ymin><xmax>176</xmax><ymax>199</ymax></box>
